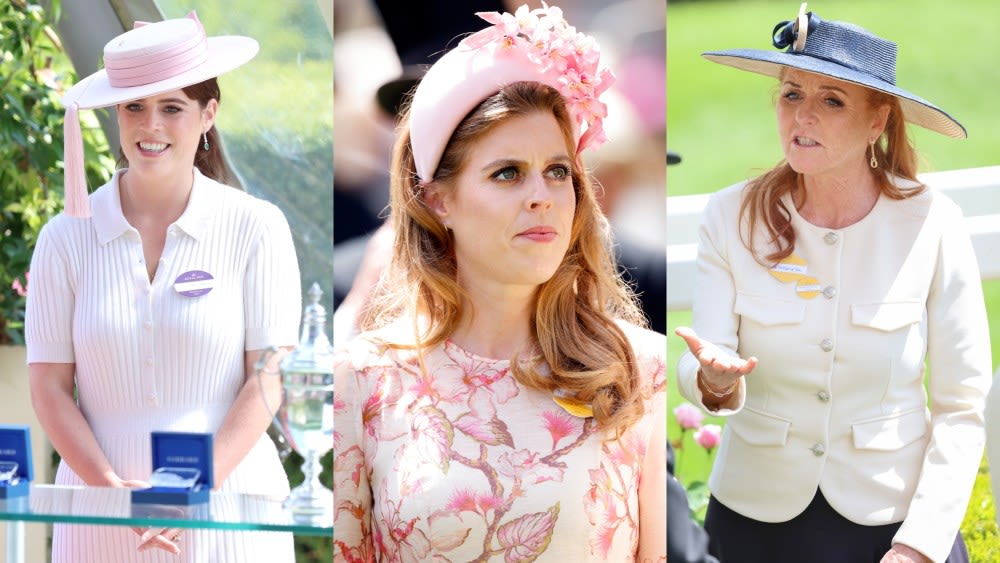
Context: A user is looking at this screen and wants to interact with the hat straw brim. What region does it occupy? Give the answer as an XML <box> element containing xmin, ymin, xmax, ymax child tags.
<box><xmin>703</xmin><ymin>49</ymin><xmax>967</xmax><ymax>139</ymax></box>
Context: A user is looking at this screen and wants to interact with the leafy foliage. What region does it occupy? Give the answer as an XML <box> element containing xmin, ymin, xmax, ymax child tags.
<box><xmin>0</xmin><ymin>0</ymin><xmax>113</xmax><ymax>344</ymax></box>
<box><xmin>962</xmin><ymin>457</ymin><xmax>999</xmax><ymax>561</ymax></box>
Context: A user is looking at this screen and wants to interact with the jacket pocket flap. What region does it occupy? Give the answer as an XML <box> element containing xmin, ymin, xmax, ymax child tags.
<box><xmin>730</xmin><ymin>407</ymin><xmax>791</xmax><ymax>446</ymax></box>
<box><xmin>734</xmin><ymin>292</ymin><xmax>806</xmax><ymax>326</ymax></box>
<box><xmin>852</xmin><ymin>408</ymin><xmax>928</xmax><ymax>451</ymax></box>
<box><xmin>851</xmin><ymin>301</ymin><xmax>923</xmax><ymax>332</ymax></box>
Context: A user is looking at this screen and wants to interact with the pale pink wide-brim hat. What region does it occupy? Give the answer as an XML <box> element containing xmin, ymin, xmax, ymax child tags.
<box><xmin>62</xmin><ymin>11</ymin><xmax>258</xmax><ymax>217</ymax></box>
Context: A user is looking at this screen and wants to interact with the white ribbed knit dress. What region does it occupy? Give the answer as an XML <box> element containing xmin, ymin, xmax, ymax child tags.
<box><xmin>25</xmin><ymin>169</ymin><xmax>302</xmax><ymax>562</ymax></box>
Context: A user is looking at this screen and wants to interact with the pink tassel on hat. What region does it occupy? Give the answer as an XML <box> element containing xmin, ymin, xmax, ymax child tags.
<box><xmin>62</xmin><ymin>102</ymin><xmax>90</xmax><ymax>218</ymax></box>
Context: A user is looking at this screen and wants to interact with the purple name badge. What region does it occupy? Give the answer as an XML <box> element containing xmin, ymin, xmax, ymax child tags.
<box><xmin>173</xmin><ymin>270</ymin><xmax>215</xmax><ymax>297</ymax></box>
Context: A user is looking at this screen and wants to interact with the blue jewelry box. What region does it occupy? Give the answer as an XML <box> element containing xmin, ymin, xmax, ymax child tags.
<box><xmin>132</xmin><ymin>431</ymin><xmax>214</xmax><ymax>505</ymax></box>
<box><xmin>0</xmin><ymin>425</ymin><xmax>33</xmax><ymax>499</ymax></box>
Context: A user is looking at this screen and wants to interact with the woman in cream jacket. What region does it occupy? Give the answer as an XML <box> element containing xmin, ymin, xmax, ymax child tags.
<box><xmin>676</xmin><ymin>7</ymin><xmax>991</xmax><ymax>563</ymax></box>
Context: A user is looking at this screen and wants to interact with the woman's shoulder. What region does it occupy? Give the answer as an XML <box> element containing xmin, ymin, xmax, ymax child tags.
<box><xmin>38</xmin><ymin>205</ymin><xmax>101</xmax><ymax>243</ymax></box>
<box><xmin>706</xmin><ymin>180</ymin><xmax>751</xmax><ymax>206</ymax></box>
<box><xmin>617</xmin><ymin>321</ymin><xmax>664</xmax><ymax>353</ymax></box>
<box><xmin>698</xmin><ymin>180</ymin><xmax>751</xmax><ymax>226</ymax></box>
<box><xmin>887</xmin><ymin>175</ymin><xmax>964</xmax><ymax>220</ymax></box>
<box><xmin>334</xmin><ymin>319</ymin><xmax>423</xmax><ymax>372</ymax></box>
<box><xmin>617</xmin><ymin>321</ymin><xmax>666</xmax><ymax>391</ymax></box>
<box><xmin>195</xmin><ymin>172</ymin><xmax>289</xmax><ymax>224</ymax></box>
<box><xmin>37</xmin><ymin>210</ymin><xmax>82</xmax><ymax>238</ymax></box>
<box><xmin>42</xmin><ymin>172</ymin><xmax>119</xmax><ymax>230</ymax></box>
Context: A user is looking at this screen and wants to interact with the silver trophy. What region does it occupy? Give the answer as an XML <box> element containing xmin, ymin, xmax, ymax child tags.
<box><xmin>256</xmin><ymin>282</ymin><xmax>333</xmax><ymax>521</ymax></box>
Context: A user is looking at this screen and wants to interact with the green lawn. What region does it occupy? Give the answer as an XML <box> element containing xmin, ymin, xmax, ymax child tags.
<box><xmin>667</xmin><ymin>1</ymin><xmax>1000</xmax><ymax>558</ymax></box>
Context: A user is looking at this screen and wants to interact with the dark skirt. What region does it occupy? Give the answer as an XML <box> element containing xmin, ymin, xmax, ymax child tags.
<box><xmin>704</xmin><ymin>490</ymin><xmax>969</xmax><ymax>563</ymax></box>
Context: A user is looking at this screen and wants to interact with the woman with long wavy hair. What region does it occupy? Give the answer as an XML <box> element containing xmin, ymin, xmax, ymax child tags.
<box><xmin>333</xmin><ymin>4</ymin><xmax>666</xmax><ymax>562</ymax></box>
<box><xmin>675</xmin><ymin>6</ymin><xmax>989</xmax><ymax>563</ymax></box>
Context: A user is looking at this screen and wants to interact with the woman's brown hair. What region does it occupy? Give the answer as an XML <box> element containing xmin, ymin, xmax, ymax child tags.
<box><xmin>116</xmin><ymin>77</ymin><xmax>238</xmax><ymax>188</ymax></box>
<box><xmin>741</xmin><ymin>84</ymin><xmax>923</xmax><ymax>263</ymax></box>
<box><xmin>365</xmin><ymin>81</ymin><xmax>647</xmax><ymax>435</ymax></box>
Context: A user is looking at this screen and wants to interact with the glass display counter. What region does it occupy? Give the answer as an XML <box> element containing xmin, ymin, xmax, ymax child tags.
<box><xmin>0</xmin><ymin>484</ymin><xmax>332</xmax><ymax>563</ymax></box>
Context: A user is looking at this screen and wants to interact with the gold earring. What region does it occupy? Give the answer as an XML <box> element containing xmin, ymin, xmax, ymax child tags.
<box><xmin>869</xmin><ymin>139</ymin><xmax>878</xmax><ymax>169</ymax></box>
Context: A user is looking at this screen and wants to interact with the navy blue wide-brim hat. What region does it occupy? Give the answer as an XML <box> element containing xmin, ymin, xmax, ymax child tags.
<box><xmin>702</xmin><ymin>5</ymin><xmax>966</xmax><ymax>139</ymax></box>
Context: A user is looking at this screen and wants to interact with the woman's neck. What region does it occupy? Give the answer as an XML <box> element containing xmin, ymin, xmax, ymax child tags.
<box><xmin>450</xmin><ymin>279</ymin><xmax>538</xmax><ymax>360</ymax></box>
<box><xmin>794</xmin><ymin>167</ymin><xmax>881</xmax><ymax>229</ymax></box>
<box><xmin>119</xmin><ymin>168</ymin><xmax>194</xmax><ymax>223</ymax></box>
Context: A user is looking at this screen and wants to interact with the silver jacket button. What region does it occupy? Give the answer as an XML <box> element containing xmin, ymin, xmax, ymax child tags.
<box><xmin>824</xmin><ymin>232</ymin><xmax>839</xmax><ymax>244</ymax></box>
<box><xmin>820</xmin><ymin>338</ymin><xmax>834</xmax><ymax>352</ymax></box>
<box><xmin>817</xmin><ymin>390</ymin><xmax>830</xmax><ymax>402</ymax></box>
<box><xmin>810</xmin><ymin>443</ymin><xmax>826</xmax><ymax>456</ymax></box>
<box><xmin>822</xmin><ymin>286</ymin><xmax>837</xmax><ymax>299</ymax></box>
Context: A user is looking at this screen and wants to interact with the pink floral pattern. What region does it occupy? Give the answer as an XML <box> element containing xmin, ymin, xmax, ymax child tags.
<box><xmin>334</xmin><ymin>322</ymin><xmax>666</xmax><ymax>562</ymax></box>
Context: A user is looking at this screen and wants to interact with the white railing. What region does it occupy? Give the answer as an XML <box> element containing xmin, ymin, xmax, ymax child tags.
<box><xmin>667</xmin><ymin>165</ymin><xmax>1000</xmax><ymax>311</ymax></box>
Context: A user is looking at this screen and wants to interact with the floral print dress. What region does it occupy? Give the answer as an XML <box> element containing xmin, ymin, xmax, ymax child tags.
<box><xmin>334</xmin><ymin>321</ymin><xmax>666</xmax><ymax>562</ymax></box>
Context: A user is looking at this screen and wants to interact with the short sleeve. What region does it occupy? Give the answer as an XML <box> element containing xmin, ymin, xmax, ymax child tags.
<box><xmin>243</xmin><ymin>202</ymin><xmax>302</xmax><ymax>350</ymax></box>
<box><xmin>25</xmin><ymin>219</ymin><xmax>77</xmax><ymax>363</ymax></box>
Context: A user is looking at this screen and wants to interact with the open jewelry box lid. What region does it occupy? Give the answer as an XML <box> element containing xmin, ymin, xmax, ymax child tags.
<box><xmin>132</xmin><ymin>431</ymin><xmax>214</xmax><ymax>505</ymax></box>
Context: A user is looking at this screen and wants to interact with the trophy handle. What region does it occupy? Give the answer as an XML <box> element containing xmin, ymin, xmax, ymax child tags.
<box><xmin>253</xmin><ymin>346</ymin><xmax>291</xmax><ymax>460</ymax></box>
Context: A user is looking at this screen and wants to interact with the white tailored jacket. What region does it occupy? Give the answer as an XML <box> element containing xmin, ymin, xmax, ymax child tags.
<box><xmin>677</xmin><ymin>178</ymin><xmax>992</xmax><ymax>563</ymax></box>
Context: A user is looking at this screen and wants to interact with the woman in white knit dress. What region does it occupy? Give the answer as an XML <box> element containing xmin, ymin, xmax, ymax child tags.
<box><xmin>25</xmin><ymin>12</ymin><xmax>300</xmax><ymax>562</ymax></box>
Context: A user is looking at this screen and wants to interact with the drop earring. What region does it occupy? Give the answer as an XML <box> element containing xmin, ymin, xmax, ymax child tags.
<box><xmin>203</xmin><ymin>132</ymin><xmax>210</xmax><ymax>151</ymax></box>
<box><xmin>869</xmin><ymin>139</ymin><xmax>877</xmax><ymax>169</ymax></box>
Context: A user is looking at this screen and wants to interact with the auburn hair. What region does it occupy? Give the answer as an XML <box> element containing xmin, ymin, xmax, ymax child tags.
<box><xmin>741</xmin><ymin>82</ymin><xmax>924</xmax><ymax>263</ymax></box>
<box><xmin>364</xmin><ymin>81</ymin><xmax>647</xmax><ymax>435</ymax></box>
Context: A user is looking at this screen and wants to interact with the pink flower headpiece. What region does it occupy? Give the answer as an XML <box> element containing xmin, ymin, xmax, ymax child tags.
<box><xmin>408</xmin><ymin>3</ymin><xmax>615</xmax><ymax>183</ymax></box>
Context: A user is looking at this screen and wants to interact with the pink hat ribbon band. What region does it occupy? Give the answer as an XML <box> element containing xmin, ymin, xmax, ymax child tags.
<box><xmin>104</xmin><ymin>28</ymin><xmax>208</xmax><ymax>88</ymax></box>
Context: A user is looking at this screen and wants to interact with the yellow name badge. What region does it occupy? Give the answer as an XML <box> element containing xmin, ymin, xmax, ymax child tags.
<box><xmin>795</xmin><ymin>276</ymin><xmax>821</xmax><ymax>300</ymax></box>
<box><xmin>769</xmin><ymin>254</ymin><xmax>807</xmax><ymax>283</ymax></box>
<box><xmin>770</xmin><ymin>254</ymin><xmax>825</xmax><ymax>300</ymax></box>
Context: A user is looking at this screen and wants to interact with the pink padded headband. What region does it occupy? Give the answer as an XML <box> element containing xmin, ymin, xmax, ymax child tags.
<box><xmin>409</xmin><ymin>4</ymin><xmax>615</xmax><ymax>183</ymax></box>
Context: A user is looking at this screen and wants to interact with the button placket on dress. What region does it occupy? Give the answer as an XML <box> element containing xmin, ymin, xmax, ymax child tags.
<box><xmin>145</xmin><ymin>225</ymin><xmax>183</xmax><ymax>406</ymax></box>
<box><xmin>130</xmin><ymin>231</ymin><xmax>158</xmax><ymax>407</ymax></box>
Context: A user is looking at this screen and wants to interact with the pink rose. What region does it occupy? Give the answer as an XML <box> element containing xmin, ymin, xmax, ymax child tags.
<box><xmin>11</xmin><ymin>272</ymin><xmax>29</xmax><ymax>297</ymax></box>
<box><xmin>672</xmin><ymin>402</ymin><xmax>703</xmax><ymax>430</ymax></box>
<box><xmin>694</xmin><ymin>424</ymin><xmax>722</xmax><ymax>451</ymax></box>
